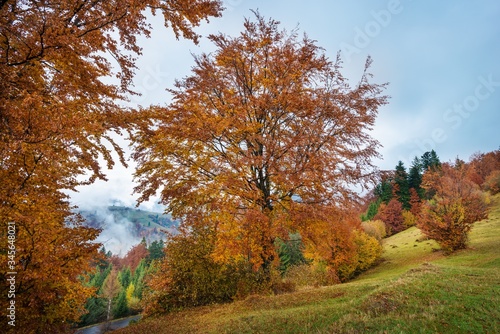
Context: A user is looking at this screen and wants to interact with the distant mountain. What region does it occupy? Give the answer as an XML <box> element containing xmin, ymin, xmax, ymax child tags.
<box><xmin>78</xmin><ymin>206</ymin><xmax>178</xmax><ymax>255</ymax></box>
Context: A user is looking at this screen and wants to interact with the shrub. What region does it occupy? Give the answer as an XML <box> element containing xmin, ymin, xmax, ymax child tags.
<box><xmin>418</xmin><ymin>163</ymin><xmax>489</xmax><ymax>253</ymax></box>
<box><xmin>402</xmin><ymin>210</ymin><xmax>417</xmax><ymax>228</ymax></box>
<box><xmin>284</xmin><ymin>264</ymin><xmax>315</xmax><ymax>287</ymax></box>
<box><xmin>361</xmin><ymin>220</ymin><xmax>386</xmax><ymax>241</ymax></box>
<box><xmin>285</xmin><ymin>230</ymin><xmax>382</xmax><ymax>285</ymax></box>
<box><xmin>483</xmin><ymin>170</ymin><xmax>500</xmax><ymax>194</ymax></box>
<box><xmin>283</xmin><ymin>262</ymin><xmax>339</xmax><ymax>287</ymax></box>
<box><xmin>337</xmin><ymin>230</ymin><xmax>382</xmax><ymax>281</ymax></box>
<box><xmin>271</xmin><ymin>279</ymin><xmax>296</xmax><ymax>295</ymax></box>
<box><xmin>142</xmin><ymin>228</ymin><xmax>242</xmax><ymax>315</ymax></box>
<box><xmin>233</xmin><ymin>266</ymin><xmax>275</xmax><ymax>300</ymax></box>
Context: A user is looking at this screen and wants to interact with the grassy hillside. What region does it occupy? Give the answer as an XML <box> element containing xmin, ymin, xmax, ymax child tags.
<box><xmin>118</xmin><ymin>194</ymin><xmax>500</xmax><ymax>334</ymax></box>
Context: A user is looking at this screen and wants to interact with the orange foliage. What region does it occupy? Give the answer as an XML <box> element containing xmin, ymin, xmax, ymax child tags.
<box><xmin>418</xmin><ymin>163</ymin><xmax>489</xmax><ymax>253</ymax></box>
<box><xmin>484</xmin><ymin>170</ymin><xmax>500</xmax><ymax>194</ymax></box>
<box><xmin>0</xmin><ymin>190</ymin><xmax>101</xmax><ymax>333</ymax></box>
<box><xmin>132</xmin><ymin>13</ymin><xmax>387</xmax><ymax>273</ymax></box>
<box><xmin>299</xmin><ymin>206</ymin><xmax>357</xmax><ymax>273</ymax></box>
<box><xmin>409</xmin><ymin>187</ymin><xmax>422</xmax><ymax>218</ymax></box>
<box><xmin>468</xmin><ymin>150</ymin><xmax>500</xmax><ymax>187</ymax></box>
<box><xmin>0</xmin><ymin>1</ymin><xmax>222</xmax><ymax>331</ymax></box>
<box><xmin>292</xmin><ymin>204</ymin><xmax>380</xmax><ymax>282</ymax></box>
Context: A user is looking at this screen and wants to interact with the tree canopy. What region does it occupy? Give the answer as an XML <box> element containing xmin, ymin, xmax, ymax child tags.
<box><xmin>0</xmin><ymin>0</ymin><xmax>223</xmax><ymax>331</ymax></box>
<box><xmin>132</xmin><ymin>13</ymin><xmax>388</xmax><ymax>271</ymax></box>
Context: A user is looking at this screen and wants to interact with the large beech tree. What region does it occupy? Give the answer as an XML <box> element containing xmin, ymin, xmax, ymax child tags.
<box><xmin>0</xmin><ymin>0</ymin><xmax>222</xmax><ymax>332</ymax></box>
<box><xmin>133</xmin><ymin>13</ymin><xmax>387</xmax><ymax>272</ymax></box>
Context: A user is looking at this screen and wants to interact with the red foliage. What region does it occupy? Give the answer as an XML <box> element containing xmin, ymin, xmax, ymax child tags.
<box><xmin>109</xmin><ymin>255</ymin><xmax>124</xmax><ymax>271</ymax></box>
<box><xmin>123</xmin><ymin>243</ymin><xmax>149</xmax><ymax>274</ymax></box>
<box><xmin>374</xmin><ymin>198</ymin><xmax>405</xmax><ymax>235</ymax></box>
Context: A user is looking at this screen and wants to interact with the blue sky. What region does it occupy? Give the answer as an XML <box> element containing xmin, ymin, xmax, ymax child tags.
<box><xmin>70</xmin><ymin>0</ymin><xmax>500</xmax><ymax>210</ymax></box>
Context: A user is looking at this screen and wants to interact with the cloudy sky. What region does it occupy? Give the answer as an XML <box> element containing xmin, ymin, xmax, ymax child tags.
<box><xmin>70</xmin><ymin>0</ymin><xmax>500</xmax><ymax>211</ymax></box>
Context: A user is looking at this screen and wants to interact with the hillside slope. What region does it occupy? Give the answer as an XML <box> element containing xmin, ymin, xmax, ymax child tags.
<box><xmin>79</xmin><ymin>206</ymin><xmax>177</xmax><ymax>238</ymax></box>
<box><xmin>118</xmin><ymin>194</ymin><xmax>500</xmax><ymax>334</ymax></box>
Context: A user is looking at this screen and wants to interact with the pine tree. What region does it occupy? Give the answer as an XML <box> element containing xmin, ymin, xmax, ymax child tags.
<box><xmin>132</xmin><ymin>260</ymin><xmax>147</xmax><ymax>299</ymax></box>
<box><xmin>362</xmin><ymin>200</ymin><xmax>382</xmax><ymax>221</ymax></box>
<box><xmin>408</xmin><ymin>156</ymin><xmax>423</xmax><ymax>197</ymax></box>
<box><xmin>374</xmin><ymin>180</ymin><xmax>393</xmax><ymax>204</ymax></box>
<box><xmin>276</xmin><ymin>233</ymin><xmax>307</xmax><ymax>274</ymax></box>
<box><xmin>119</xmin><ymin>267</ymin><xmax>132</xmax><ymax>289</ymax></box>
<box><xmin>394</xmin><ymin>161</ymin><xmax>410</xmax><ymax>209</ymax></box>
<box><xmin>421</xmin><ymin>150</ymin><xmax>441</xmax><ymax>171</ymax></box>
<box><xmin>113</xmin><ymin>289</ymin><xmax>129</xmax><ymax>318</ymax></box>
<box><xmin>147</xmin><ymin>240</ymin><xmax>166</xmax><ymax>263</ymax></box>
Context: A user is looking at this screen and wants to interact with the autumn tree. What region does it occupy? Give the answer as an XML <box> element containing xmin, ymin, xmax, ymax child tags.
<box><xmin>418</xmin><ymin>162</ymin><xmax>489</xmax><ymax>253</ymax></box>
<box><xmin>409</xmin><ymin>187</ymin><xmax>422</xmax><ymax>218</ymax></box>
<box><xmin>123</xmin><ymin>242</ymin><xmax>149</xmax><ymax>274</ymax></box>
<box><xmin>468</xmin><ymin>150</ymin><xmax>500</xmax><ymax>189</ymax></box>
<box><xmin>484</xmin><ymin>170</ymin><xmax>500</xmax><ymax>195</ymax></box>
<box><xmin>0</xmin><ymin>0</ymin><xmax>223</xmax><ymax>330</ymax></box>
<box><xmin>374</xmin><ymin>198</ymin><xmax>405</xmax><ymax>235</ymax></box>
<box><xmin>132</xmin><ymin>13</ymin><xmax>387</xmax><ymax>278</ymax></box>
<box><xmin>101</xmin><ymin>268</ymin><xmax>122</xmax><ymax>323</ymax></box>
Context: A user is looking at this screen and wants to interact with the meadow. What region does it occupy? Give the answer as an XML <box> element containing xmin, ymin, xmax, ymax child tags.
<box><xmin>117</xmin><ymin>194</ymin><xmax>500</xmax><ymax>334</ymax></box>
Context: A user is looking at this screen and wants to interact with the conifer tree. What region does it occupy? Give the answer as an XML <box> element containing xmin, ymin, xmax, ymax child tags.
<box><xmin>119</xmin><ymin>267</ymin><xmax>132</xmax><ymax>289</ymax></box>
<box><xmin>394</xmin><ymin>161</ymin><xmax>410</xmax><ymax>209</ymax></box>
<box><xmin>408</xmin><ymin>156</ymin><xmax>423</xmax><ymax>196</ymax></box>
<box><xmin>374</xmin><ymin>180</ymin><xmax>393</xmax><ymax>204</ymax></box>
<box><xmin>113</xmin><ymin>289</ymin><xmax>129</xmax><ymax>318</ymax></box>
<box><xmin>421</xmin><ymin>150</ymin><xmax>441</xmax><ymax>171</ymax></box>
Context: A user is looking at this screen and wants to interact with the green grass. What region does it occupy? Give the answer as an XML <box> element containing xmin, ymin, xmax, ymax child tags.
<box><xmin>117</xmin><ymin>194</ymin><xmax>500</xmax><ymax>334</ymax></box>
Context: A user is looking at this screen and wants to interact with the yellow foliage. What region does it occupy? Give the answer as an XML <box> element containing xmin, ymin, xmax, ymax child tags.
<box><xmin>337</xmin><ymin>230</ymin><xmax>382</xmax><ymax>281</ymax></box>
<box><xmin>126</xmin><ymin>283</ymin><xmax>135</xmax><ymax>302</ymax></box>
<box><xmin>402</xmin><ymin>210</ymin><xmax>417</xmax><ymax>228</ymax></box>
<box><xmin>361</xmin><ymin>220</ymin><xmax>387</xmax><ymax>241</ymax></box>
